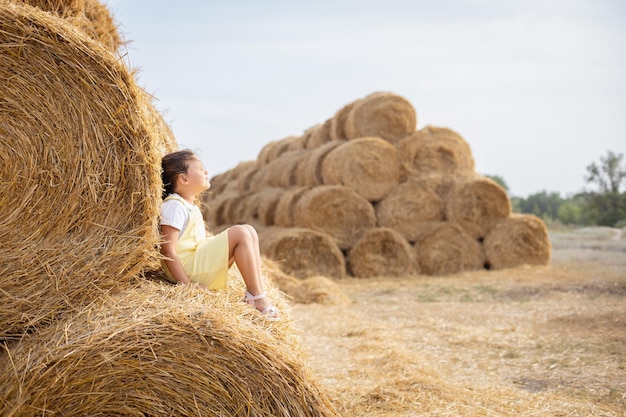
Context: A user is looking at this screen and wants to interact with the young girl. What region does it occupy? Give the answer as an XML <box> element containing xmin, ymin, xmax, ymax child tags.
<box><xmin>159</xmin><ymin>149</ymin><xmax>279</xmax><ymax>320</ymax></box>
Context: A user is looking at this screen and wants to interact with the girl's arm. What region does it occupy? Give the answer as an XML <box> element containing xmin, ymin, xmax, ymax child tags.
<box><xmin>160</xmin><ymin>225</ymin><xmax>192</xmax><ymax>284</ymax></box>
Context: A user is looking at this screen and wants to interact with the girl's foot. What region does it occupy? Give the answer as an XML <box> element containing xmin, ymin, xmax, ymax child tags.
<box><xmin>244</xmin><ymin>291</ymin><xmax>280</xmax><ymax>321</ymax></box>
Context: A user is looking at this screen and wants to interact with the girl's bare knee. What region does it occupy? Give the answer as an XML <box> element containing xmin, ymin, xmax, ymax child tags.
<box><xmin>243</xmin><ymin>224</ymin><xmax>259</xmax><ymax>239</ymax></box>
<box><xmin>229</xmin><ymin>225</ymin><xmax>254</xmax><ymax>245</ymax></box>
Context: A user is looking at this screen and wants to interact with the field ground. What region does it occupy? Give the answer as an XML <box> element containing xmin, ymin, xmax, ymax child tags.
<box><xmin>290</xmin><ymin>227</ymin><xmax>626</xmax><ymax>416</ymax></box>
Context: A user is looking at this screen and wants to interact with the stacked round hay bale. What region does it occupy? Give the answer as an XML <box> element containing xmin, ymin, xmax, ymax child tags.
<box><xmin>0</xmin><ymin>278</ymin><xmax>338</xmax><ymax>417</ymax></box>
<box><xmin>0</xmin><ymin>4</ymin><xmax>339</xmax><ymax>416</ymax></box>
<box><xmin>203</xmin><ymin>91</ymin><xmax>551</xmax><ymax>278</ymax></box>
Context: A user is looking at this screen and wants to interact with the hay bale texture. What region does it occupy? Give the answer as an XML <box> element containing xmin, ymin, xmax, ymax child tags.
<box><xmin>259</xmin><ymin>228</ymin><xmax>347</xmax><ymax>279</ymax></box>
<box><xmin>293</xmin><ymin>140</ymin><xmax>345</xmax><ymax>187</ymax></box>
<box><xmin>348</xmin><ymin>227</ymin><xmax>416</xmax><ymax>278</ymax></box>
<box><xmin>321</xmin><ymin>137</ymin><xmax>401</xmax><ymax>201</ymax></box>
<box><xmin>0</xmin><ymin>278</ymin><xmax>339</xmax><ymax>417</ymax></box>
<box><xmin>17</xmin><ymin>0</ymin><xmax>123</xmax><ymax>51</ymax></box>
<box><xmin>293</xmin><ymin>185</ymin><xmax>376</xmax><ymax>250</ymax></box>
<box><xmin>376</xmin><ymin>179</ymin><xmax>444</xmax><ymax>241</ymax></box>
<box><xmin>397</xmin><ymin>125</ymin><xmax>475</xmax><ymax>178</ymax></box>
<box><xmin>414</xmin><ymin>222</ymin><xmax>486</xmax><ymax>276</ymax></box>
<box><xmin>203</xmin><ymin>91</ymin><xmax>550</xmax><ymax>278</ymax></box>
<box><xmin>445</xmin><ymin>175</ymin><xmax>512</xmax><ymax>240</ymax></box>
<box><xmin>484</xmin><ymin>214</ymin><xmax>551</xmax><ymax>270</ymax></box>
<box><xmin>0</xmin><ymin>2</ymin><xmax>164</xmax><ymax>339</ymax></box>
<box><xmin>344</xmin><ymin>92</ymin><xmax>416</xmax><ymax>143</ymax></box>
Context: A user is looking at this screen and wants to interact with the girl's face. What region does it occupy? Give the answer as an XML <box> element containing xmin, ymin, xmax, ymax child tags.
<box><xmin>183</xmin><ymin>157</ymin><xmax>210</xmax><ymax>193</ymax></box>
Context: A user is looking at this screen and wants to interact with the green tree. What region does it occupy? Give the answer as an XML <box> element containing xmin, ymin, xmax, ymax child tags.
<box><xmin>582</xmin><ymin>150</ymin><xmax>626</xmax><ymax>226</ymax></box>
<box><xmin>585</xmin><ymin>150</ymin><xmax>626</xmax><ymax>193</ymax></box>
<box><xmin>557</xmin><ymin>199</ymin><xmax>583</xmax><ymax>225</ymax></box>
<box><xmin>516</xmin><ymin>191</ymin><xmax>563</xmax><ymax>220</ymax></box>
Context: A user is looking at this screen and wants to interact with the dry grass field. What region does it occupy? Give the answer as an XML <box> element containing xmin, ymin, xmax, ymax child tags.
<box><xmin>290</xmin><ymin>226</ymin><xmax>626</xmax><ymax>416</ymax></box>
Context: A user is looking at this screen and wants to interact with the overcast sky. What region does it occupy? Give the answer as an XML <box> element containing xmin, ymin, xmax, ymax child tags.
<box><xmin>104</xmin><ymin>0</ymin><xmax>625</xmax><ymax>197</ymax></box>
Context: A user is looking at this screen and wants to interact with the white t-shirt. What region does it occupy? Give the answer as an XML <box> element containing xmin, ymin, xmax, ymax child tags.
<box><xmin>159</xmin><ymin>194</ymin><xmax>206</xmax><ymax>239</ymax></box>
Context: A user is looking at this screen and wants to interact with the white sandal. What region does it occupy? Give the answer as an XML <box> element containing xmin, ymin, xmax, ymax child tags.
<box><xmin>244</xmin><ymin>291</ymin><xmax>280</xmax><ymax>321</ymax></box>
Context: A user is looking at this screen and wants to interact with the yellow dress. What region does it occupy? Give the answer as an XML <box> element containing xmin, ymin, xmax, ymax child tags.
<box><xmin>161</xmin><ymin>195</ymin><xmax>229</xmax><ymax>289</ymax></box>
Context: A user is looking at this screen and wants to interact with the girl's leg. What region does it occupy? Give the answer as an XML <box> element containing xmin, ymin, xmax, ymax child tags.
<box><xmin>243</xmin><ymin>224</ymin><xmax>263</xmax><ymax>275</ymax></box>
<box><xmin>228</xmin><ymin>225</ymin><xmax>259</xmax><ymax>268</ymax></box>
<box><xmin>227</xmin><ymin>225</ymin><xmax>273</xmax><ymax>313</ymax></box>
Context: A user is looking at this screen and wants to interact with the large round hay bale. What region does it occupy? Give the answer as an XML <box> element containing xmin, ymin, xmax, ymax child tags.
<box><xmin>321</xmin><ymin>137</ymin><xmax>401</xmax><ymax>201</ymax></box>
<box><xmin>484</xmin><ymin>214</ymin><xmax>551</xmax><ymax>270</ymax></box>
<box><xmin>260</xmin><ymin>228</ymin><xmax>347</xmax><ymax>278</ymax></box>
<box><xmin>0</xmin><ymin>3</ymin><xmax>162</xmax><ymax>339</ymax></box>
<box><xmin>376</xmin><ymin>180</ymin><xmax>443</xmax><ymax>241</ymax></box>
<box><xmin>344</xmin><ymin>92</ymin><xmax>417</xmax><ymax>143</ymax></box>
<box><xmin>445</xmin><ymin>175</ymin><xmax>512</xmax><ymax>239</ymax></box>
<box><xmin>305</xmin><ymin>118</ymin><xmax>333</xmax><ymax>149</ymax></box>
<box><xmin>0</xmin><ymin>279</ymin><xmax>339</xmax><ymax>417</ymax></box>
<box><xmin>348</xmin><ymin>227</ymin><xmax>416</xmax><ymax>278</ymax></box>
<box><xmin>330</xmin><ymin>99</ymin><xmax>361</xmax><ymax>140</ymax></box>
<box><xmin>293</xmin><ymin>185</ymin><xmax>376</xmax><ymax>250</ymax></box>
<box><xmin>293</xmin><ymin>139</ymin><xmax>344</xmax><ymax>187</ymax></box>
<box><xmin>396</xmin><ymin>125</ymin><xmax>475</xmax><ymax>177</ymax></box>
<box><xmin>414</xmin><ymin>222</ymin><xmax>486</xmax><ymax>276</ymax></box>
<box><xmin>273</xmin><ymin>186</ymin><xmax>312</xmax><ymax>227</ymax></box>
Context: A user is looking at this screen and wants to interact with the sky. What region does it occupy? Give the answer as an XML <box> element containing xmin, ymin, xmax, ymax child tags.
<box><xmin>103</xmin><ymin>0</ymin><xmax>625</xmax><ymax>197</ymax></box>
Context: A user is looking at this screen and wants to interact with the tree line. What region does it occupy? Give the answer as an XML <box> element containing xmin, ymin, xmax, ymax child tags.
<box><xmin>487</xmin><ymin>150</ymin><xmax>626</xmax><ymax>228</ymax></box>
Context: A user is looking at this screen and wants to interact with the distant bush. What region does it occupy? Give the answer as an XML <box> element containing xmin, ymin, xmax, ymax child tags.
<box><xmin>614</xmin><ymin>219</ymin><xmax>626</xmax><ymax>229</ymax></box>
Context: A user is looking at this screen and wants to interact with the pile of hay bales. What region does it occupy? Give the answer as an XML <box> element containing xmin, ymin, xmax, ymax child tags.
<box><xmin>0</xmin><ymin>3</ymin><xmax>338</xmax><ymax>415</ymax></box>
<box><xmin>203</xmin><ymin>92</ymin><xmax>551</xmax><ymax>278</ymax></box>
